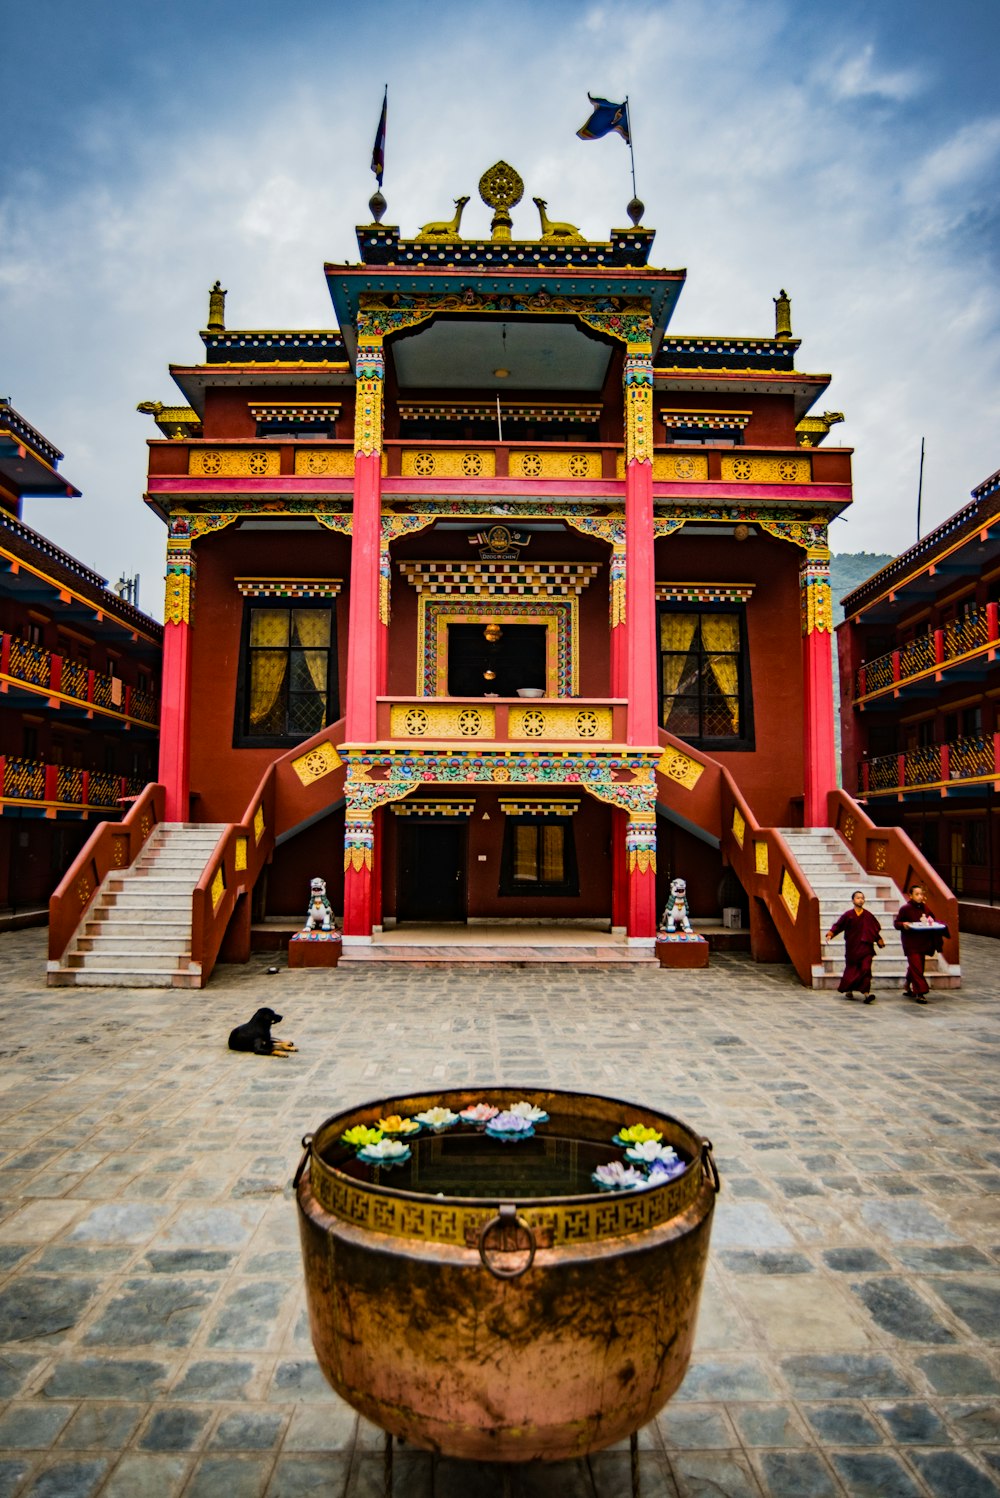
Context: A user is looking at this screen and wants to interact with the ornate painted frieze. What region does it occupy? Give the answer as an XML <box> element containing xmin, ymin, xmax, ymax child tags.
<box><xmin>421</xmin><ymin>599</ymin><xmax>574</xmax><ymax>697</ymax></box>
<box><xmin>507</xmin><ymin>705</ymin><xmax>612</xmax><ymax>741</ymax></box>
<box><xmin>499</xmin><ymin>799</ymin><xmax>579</xmax><ymax>816</ymax></box>
<box><xmin>342</xmin><ymin>747</ymin><xmax>660</xmax><ymax>824</ymax></box>
<box><xmin>390</xmin><ymin>703</ymin><xmax>496</xmax><ymax>740</ymax></box>
<box><xmin>399</xmin><ymin>561</ymin><xmax>599</xmax><ymax>597</ymax></box>
<box><xmin>720</xmin><ymin>454</ymin><xmax>811</xmax><ymax>484</ymax></box>
<box><xmin>656</xmin><ymin>583</ymin><xmax>755</xmax><ymax>604</ymax></box>
<box><xmin>164</xmin><ymin>548</ymin><xmax>195</xmax><ymax>626</ymax></box>
<box><xmin>732</xmin><ymin>806</ymin><xmax>746</xmax><ymax>849</ymax></box>
<box><xmin>250</xmin><ymin>403</ymin><xmax>342</xmax><ymax>424</ymax></box>
<box><xmin>291</xmin><ymin>740</ymin><xmax>344</xmax><ymax>786</ymax></box>
<box><xmin>656</xmin><ymin>746</ymin><xmax>704</xmax><ymax>790</ymax></box>
<box><xmin>190</xmin><ymin>449</ymin><xmax>280</xmax><ymax>477</ymax></box>
<box><xmin>624</xmin><ymin>352</ymin><xmax>654</xmax><ymax>467</ymax></box>
<box><xmin>799</xmin><ymin>555</ymin><xmax>833</xmax><ymax>635</ymax></box>
<box><xmin>652</xmin><ymin>506</ymin><xmax>829</xmax><ymax>557</ymax></box>
<box><xmin>391</xmin><ymin>800</ymin><xmax>476</xmax><ymax>817</ymax></box>
<box><xmin>344</xmin><ymin>815</ymin><xmax>375</xmax><ymax>873</ymax></box>
<box><xmin>379</xmin><ymin>512</ymin><xmax>436</xmax><ymax>626</ymax></box>
<box><xmin>508</xmin><ymin>450</ymin><xmax>602</xmax><ymax>480</ymax></box>
<box><xmin>401</xmin><ymin>449</ymin><xmax>497</xmax><ymax>478</ymax></box>
<box><xmin>294</xmin><ymin>449</ymin><xmax>356</xmax><ymax>476</ymax></box>
<box><xmin>780</xmin><ymin>869</ymin><xmax>800</xmax><ymax>921</ymax></box>
<box><xmin>166</xmin><ymin>504</ymin><xmax>352</xmax><ymax>543</ymax></box>
<box><xmin>754</xmin><ymin>840</ymin><xmax>769</xmax><ymax>875</ymax></box>
<box><xmin>354</xmin><ymin>339</ymin><xmax>385</xmax><ymax>458</ymax></box>
<box><xmin>236</xmin><ymin>579</ymin><xmax>342</xmax><ymax>600</ymax></box>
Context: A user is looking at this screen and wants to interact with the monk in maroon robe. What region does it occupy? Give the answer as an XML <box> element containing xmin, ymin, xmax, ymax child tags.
<box><xmin>894</xmin><ymin>883</ymin><xmax>948</xmax><ymax>1003</ymax></box>
<box><xmin>826</xmin><ymin>890</ymin><xmax>885</xmax><ymax>1002</ymax></box>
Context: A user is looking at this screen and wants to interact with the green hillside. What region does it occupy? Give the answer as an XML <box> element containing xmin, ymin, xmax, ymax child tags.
<box><xmin>830</xmin><ymin>552</ymin><xmax>895</xmax><ymax>622</ymax></box>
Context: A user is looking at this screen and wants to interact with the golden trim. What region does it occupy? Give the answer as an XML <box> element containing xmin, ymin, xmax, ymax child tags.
<box><xmin>294</xmin><ymin>449</ymin><xmax>355</xmax><ymax>476</ymax></box>
<box><xmin>401</xmin><ymin>448</ymin><xmax>497</xmax><ymax>479</ymax></box>
<box><xmin>780</xmin><ymin>869</ymin><xmax>800</xmax><ymax>920</ymax></box>
<box><xmin>190</xmin><ymin>449</ymin><xmax>280</xmax><ymax>477</ymax></box>
<box><xmin>253</xmin><ymin>804</ymin><xmax>265</xmax><ymax>842</ymax></box>
<box><xmin>754</xmin><ymin>840</ymin><xmax>769</xmax><ymax>876</ymax></box>
<box><xmin>507</xmin><ymin>705</ymin><xmax>612</xmax><ymax>741</ymax></box>
<box><xmin>390</xmin><ymin>704</ymin><xmax>496</xmax><ymax>739</ymax></box>
<box><xmin>508</xmin><ymin>450</ymin><xmax>601</xmax><ymax>480</ymax></box>
<box><xmin>656</xmin><ymin>747</ymin><xmax>704</xmax><ymax>789</ymax></box>
<box><xmin>721</xmin><ymin>454</ymin><xmax>810</xmax><ymax>484</ymax></box>
<box><xmin>732</xmin><ymin>806</ymin><xmax>746</xmax><ymax>848</ymax></box>
<box><xmin>210</xmin><ymin>867</ymin><xmax>225</xmax><ymax>910</ymax></box>
<box><xmin>164</xmin><ymin>570</ymin><xmax>191</xmax><ymax>626</ymax></box>
<box><xmin>234</xmin><ymin>836</ymin><xmax>248</xmax><ymax>873</ymax></box>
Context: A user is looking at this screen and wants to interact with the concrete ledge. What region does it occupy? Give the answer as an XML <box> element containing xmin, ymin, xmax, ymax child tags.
<box><xmin>959</xmin><ymin>900</ymin><xmax>1000</xmax><ymax>938</ymax></box>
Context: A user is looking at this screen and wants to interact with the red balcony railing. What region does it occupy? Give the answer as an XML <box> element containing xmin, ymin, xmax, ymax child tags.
<box><xmin>860</xmin><ymin>734</ymin><xmax>1000</xmax><ymax>796</ymax></box>
<box><xmin>0</xmin><ymin>756</ymin><xmax>145</xmax><ymax>811</ymax></box>
<box><xmin>855</xmin><ymin>605</ymin><xmax>1000</xmax><ymax>701</ymax></box>
<box><xmin>0</xmin><ymin>632</ymin><xmax>158</xmax><ymax>726</ymax></box>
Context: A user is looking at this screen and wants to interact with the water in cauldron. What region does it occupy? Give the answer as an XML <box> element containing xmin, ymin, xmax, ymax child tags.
<box><xmin>324</xmin><ymin>1130</ymin><xmax>690</xmax><ymax>1198</ymax></box>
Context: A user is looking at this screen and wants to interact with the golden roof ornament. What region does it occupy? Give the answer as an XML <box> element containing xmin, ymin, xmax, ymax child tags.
<box><xmin>207</xmin><ymin>280</ymin><xmax>227</xmax><ymax>332</ymax></box>
<box><xmin>533</xmin><ymin>198</ymin><xmax>584</xmax><ymax>243</ymax></box>
<box><xmin>774</xmin><ymin>288</ymin><xmax>792</xmax><ymax>341</ymax></box>
<box><xmin>416</xmin><ymin>196</ymin><xmax>470</xmax><ymax>241</ymax></box>
<box><xmin>479</xmin><ymin>161</ymin><xmax>523</xmax><ymax>242</ymax></box>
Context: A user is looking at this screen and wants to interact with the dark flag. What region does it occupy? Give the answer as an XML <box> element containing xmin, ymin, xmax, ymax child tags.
<box><xmin>371</xmin><ymin>87</ymin><xmax>387</xmax><ymax>187</ymax></box>
<box><xmin>576</xmin><ymin>94</ymin><xmax>630</xmax><ymax>144</ymax></box>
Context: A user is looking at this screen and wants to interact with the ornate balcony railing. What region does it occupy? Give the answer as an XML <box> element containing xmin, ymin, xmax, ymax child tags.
<box><xmin>860</xmin><ymin>735</ymin><xmax>1000</xmax><ymax>796</ymax></box>
<box><xmin>0</xmin><ymin>632</ymin><xmax>158</xmax><ymax>726</ymax></box>
<box><xmin>0</xmin><ymin>757</ymin><xmax>144</xmax><ymax>811</ymax></box>
<box><xmin>855</xmin><ymin>605</ymin><xmax>1000</xmax><ymax>701</ymax></box>
<box><xmin>375</xmin><ymin>697</ymin><xmax>628</xmax><ymax>745</ymax></box>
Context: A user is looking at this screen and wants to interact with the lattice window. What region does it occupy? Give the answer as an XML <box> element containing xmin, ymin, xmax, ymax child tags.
<box><xmin>236</xmin><ymin>603</ymin><xmax>338</xmax><ymax>745</ymax></box>
<box><xmin>499</xmin><ymin>816</ymin><xmax>579</xmax><ymax>897</ymax></box>
<box><xmin>657</xmin><ymin>605</ymin><xmax>752</xmax><ymax>749</ymax></box>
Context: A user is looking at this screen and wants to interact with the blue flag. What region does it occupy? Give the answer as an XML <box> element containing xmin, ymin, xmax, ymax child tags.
<box><xmin>371</xmin><ymin>88</ymin><xmax>387</xmax><ymax>186</ymax></box>
<box><xmin>577</xmin><ymin>94</ymin><xmax>630</xmax><ymax>144</ymax></box>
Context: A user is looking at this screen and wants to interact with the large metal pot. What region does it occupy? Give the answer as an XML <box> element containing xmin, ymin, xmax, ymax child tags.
<box><xmin>295</xmin><ymin>1086</ymin><xmax>719</xmax><ymax>1463</ymax></box>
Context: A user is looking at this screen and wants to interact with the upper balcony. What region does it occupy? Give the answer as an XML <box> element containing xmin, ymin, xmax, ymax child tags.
<box><xmin>854</xmin><ymin>605</ymin><xmax>1000</xmax><ymax>706</ymax></box>
<box><xmin>146</xmin><ymin>437</ymin><xmax>852</xmax><ymax>504</ymax></box>
<box><xmin>0</xmin><ymin>633</ymin><xmax>158</xmax><ymax>729</ymax></box>
<box><xmin>374</xmin><ymin>697</ymin><xmax>628</xmax><ymax>746</ymax></box>
<box><xmin>860</xmin><ymin>734</ymin><xmax>1000</xmax><ymax>799</ymax></box>
<box><xmin>0</xmin><ymin>756</ymin><xmax>146</xmax><ymax>816</ymax></box>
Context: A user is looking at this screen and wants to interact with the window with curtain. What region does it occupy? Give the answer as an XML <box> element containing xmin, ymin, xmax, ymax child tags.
<box><xmin>236</xmin><ymin>604</ymin><xmax>337</xmax><ymax>745</ymax></box>
<box><xmin>658</xmin><ymin>605</ymin><xmax>752</xmax><ymax>747</ymax></box>
<box><xmin>499</xmin><ymin>817</ymin><xmax>579</xmax><ymax>896</ymax></box>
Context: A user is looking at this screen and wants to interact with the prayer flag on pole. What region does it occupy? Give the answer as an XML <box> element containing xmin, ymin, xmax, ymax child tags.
<box><xmin>371</xmin><ymin>87</ymin><xmax>387</xmax><ymax>187</ymax></box>
<box><xmin>576</xmin><ymin>94</ymin><xmax>630</xmax><ymax>144</ymax></box>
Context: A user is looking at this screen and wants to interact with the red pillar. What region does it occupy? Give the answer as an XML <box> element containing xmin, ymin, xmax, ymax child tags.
<box><xmin>345</xmin><ymin>452</ymin><xmax>384</xmax><ymax>743</ymax></box>
<box><xmin>159</xmin><ymin>622</ymin><xmax>193</xmax><ymax>822</ymax></box>
<box><xmin>611</xmin><ymin>807</ymin><xmax>628</xmax><ymax>930</ymax></box>
<box><xmin>801</xmin><ymin>556</ymin><xmax>837</xmax><ymax>827</ymax></box>
<box><xmin>624</xmin><ymin>461</ymin><xmax>658</xmax><ymax>745</ymax></box>
<box><xmin>626</xmin><ymin>814</ymin><xmax>658</xmax><ymax>938</ymax></box>
<box><xmin>343</xmin><ymin>815</ymin><xmax>375</xmax><ymax>938</ymax></box>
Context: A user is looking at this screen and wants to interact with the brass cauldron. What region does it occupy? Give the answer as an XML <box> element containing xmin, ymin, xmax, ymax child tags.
<box><xmin>295</xmin><ymin>1087</ymin><xmax>719</xmax><ymax>1463</ymax></box>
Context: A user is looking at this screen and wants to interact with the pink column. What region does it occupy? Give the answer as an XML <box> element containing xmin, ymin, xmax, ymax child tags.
<box><xmin>610</xmin><ymin>806</ymin><xmax>628</xmax><ymax>930</ymax></box>
<box><xmin>800</xmin><ymin>554</ymin><xmax>837</xmax><ymax>826</ymax></box>
<box><xmin>626</xmin><ymin>814</ymin><xmax>658</xmax><ymax>937</ymax></box>
<box><xmin>345</xmin><ymin>452</ymin><xmax>384</xmax><ymax>742</ymax></box>
<box><xmin>159</xmin><ymin>546</ymin><xmax>195</xmax><ymax>823</ymax></box>
<box><xmin>625</xmin><ymin>459</ymin><xmax>658</xmax><ymax>744</ymax></box>
<box><xmin>343</xmin><ymin>812</ymin><xmax>375</xmax><ymax>938</ymax></box>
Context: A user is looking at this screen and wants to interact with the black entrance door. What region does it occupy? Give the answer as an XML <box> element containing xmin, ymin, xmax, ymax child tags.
<box><xmin>447</xmin><ymin>624</ymin><xmax>547</xmax><ymax>697</ymax></box>
<box><xmin>397</xmin><ymin>822</ymin><xmax>467</xmax><ymax>922</ymax></box>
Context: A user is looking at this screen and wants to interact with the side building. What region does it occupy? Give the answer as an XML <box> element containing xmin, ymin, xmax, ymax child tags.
<box><xmin>838</xmin><ymin>466</ymin><xmax>1000</xmax><ymax>932</ymax></box>
<box><xmin>0</xmin><ymin>400</ymin><xmax>161</xmax><ymax>917</ymax></box>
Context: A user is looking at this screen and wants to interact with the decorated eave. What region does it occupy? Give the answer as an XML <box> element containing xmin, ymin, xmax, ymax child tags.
<box><xmin>0</xmin><ymin>401</ymin><xmax>81</xmax><ymax>500</ymax></box>
<box><xmin>0</xmin><ymin>510</ymin><xmax>162</xmax><ymax>649</ymax></box>
<box><xmin>169</xmin><ymin>358</ymin><xmax>353</xmax><ymax>417</ymax></box>
<box><xmin>200</xmin><ymin>329</ymin><xmax>346</xmax><ymax>365</ymax></box>
<box><xmin>842</xmin><ymin>466</ymin><xmax>1000</xmax><ymax>623</ymax></box>
<box><xmin>654</xmin><ymin>337</ymin><xmax>833</xmax><ymax>424</ymax></box>
<box><xmin>356</xmin><ymin>223</ymin><xmax>657</xmax><ymax>271</ymax></box>
<box><xmin>324</xmin><ymin>264</ymin><xmax>685</xmax><ymax>368</ymax></box>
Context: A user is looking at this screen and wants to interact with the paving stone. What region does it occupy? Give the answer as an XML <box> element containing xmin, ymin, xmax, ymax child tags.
<box><xmin>719</xmin><ymin>1250</ymin><xmax>813</xmax><ymax>1274</ymax></box>
<box><xmin>67</xmin><ymin>1204</ymin><xmax>172</xmax><ymax>1246</ymax></box>
<box><xmin>802</xmin><ymin>1401</ymin><xmax>884</xmax><ymax>1445</ymax></box>
<box><xmin>727</xmin><ymin>1404</ymin><xmax>812</xmax><ymax>1448</ymax></box>
<box><xmin>168</xmin><ymin>1361</ymin><xmax>255</xmax><ymax>1402</ymax></box>
<box><xmin>0</xmin><ymin>1275</ymin><xmax>100</xmax><ymax>1343</ymax></box>
<box><xmin>927</xmin><ymin>1277</ymin><xmax>1000</xmax><ymax>1336</ymax></box>
<box><xmin>138</xmin><ymin>1406</ymin><xmax>212</xmax><ymax>1451</ymax></box>
<box><xmin>850</xmin><ymin>1277</ymin><xmax>957</xmax><ymax>1342</ymax></box>
<box><xmin>873</xmin><ymin>1401</ymin><xmax>952</xmax><ymax>1444</ymax></box>
<box><xmin>266</xmin><ymin>1456</ymin><xmax>351</xmax><ymax>1497</ymax></box>
<box><xmin>208</xmin><ymin>1410</ymin><xmax>285</xmax><ymax>1450</ymax></box>
<box><xmin>655</xmin><ymin>1405</ymin><xmax>735</xmax><ymax>1449</ymax></box>
<box><xmin>42</xmin><ymin>1359</ymin><xmax>168</xmax><ymax>1399</ymax></box>
<box><xmin>83</xmin><ymin>1276</ymin><xmax>217</xmax><ymax>1348</ymax></box>
<box><xmin>0</xmin><ymin>1403</ymin><xmax>75</xmax><ymax>1449</ymax></box>
<box><xmin>780</xmin><ymin>1353</ymin><xmax>912</xmax><ymax>1399</ymax></box>
<box><xmin>19</xmin><ymin>1459</ymin><xmax>109</xmax><ymax>1497</ymax></box>
<box><xmin>822</xmin><ymin>1247</ymin><xmax>891</xmax><ymax>1272</ymax></box>
<box><xmin>185</xmin><ymin>1456</ymin><xmax>270</xmax><ymax>1498</ymax></box>
<box><xmin>917</xmin><ymin>1351</ymin><xmax>1000</xmax><ymax>1394</ymax></box>
<box><xmin>98</xmin><ymin>1452</ymin><xmax>190</xmax><ymax>1497</ymax></box>
<box><xmin>0</xmin><ymin>1461</ymin><xmax>32</xmax><ymax>1498</ymax></box>
<box><xmin>910</xmin><ymin>1449</ymin><xmax>1000</xmax><ymax>1496</ymax></box>
<box><xmin>755</xmin><ymin>1450</ymin><xmax>839</xmax><ymax>1496</ymax></box>
<box><xmin>0</xmin><ymin>1353</ymin><xmax>43</xmax><ymax>1400</ymax></box>
<box><xmin>830</xmin><ymin>1451</ymin><xmax>923</xmax><ymax>1496</ymax></box>
<box><xmin>57</xmin><ymin>1405</ymin><xmax>144</xmax><ymax>1451</ymax></box>
<box><xmin>944</xmin><ymin>1401</ymin><xmax>1000</xmax><ymax>1443</ymax></box>
<box><xmin>668</xmin><ymin>1450</ymin><xmax>761</xmax><ymax>1497</ymax></box>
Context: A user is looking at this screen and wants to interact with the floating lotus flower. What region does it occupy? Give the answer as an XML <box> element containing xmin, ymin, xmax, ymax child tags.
<box><xmin>613</xmin><ymin>1123</ymin><xmax>663</xmax><ymax>1146</ymax></box>
<box><xmin>485</xmin><ymin>1111</ymin><xmax>535</xmax><ymax>1142</ymax></box>
<box><xmin>625</xmin><ymin>1141</ymin><xmax>680</xmax><ymax>1166</ymax></box>
<box><xmin>506</xmin><ymin>1101</ymin><xmax>550</xmax><ymax>1123</ymax></box>
<box><xmin>592</xmin><ymin>1160</ymin><xmax>648</xmax><ymax>1191</ymax></box>
<box><xmin>357</xmin><ymin>1139</ymin><xmax>412</xmax><ymax>1167</ymax></box>
<box><xmin>459</xmin><ymin>1103</ymin><xmax>499</xmax><ymax>1124</ymax></box>
<box><xmin>377</xmin><ymin>1114</ymin><xmax>420</xmax><ymax>1136</ymax></box>
<box><xmin>645</xmin><ymin>1155</ymin><xmax>687</xmax><ymax>1184</ymax></box>
<box><xmin>414</xmin><ymin>1107</ymin><xmax>459</xmax><ymax>1131</ymax></box>
<box><xmin>342</xmin><ymin>1125</ymin><xmax>383</xmax><ymax>1148</ymax></box>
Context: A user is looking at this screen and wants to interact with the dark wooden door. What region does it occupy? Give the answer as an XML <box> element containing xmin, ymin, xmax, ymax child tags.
<box><xmin>397</xmin><ymin>823</ymin><xmax>467</xmax><ymax>922</ymax></box>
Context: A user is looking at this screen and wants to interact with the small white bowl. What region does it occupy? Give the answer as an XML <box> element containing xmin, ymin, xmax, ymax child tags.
<box><xmin>517</xmin><ymin>688</ymin><xmax>545</xmax><ymax>698</ymax></box>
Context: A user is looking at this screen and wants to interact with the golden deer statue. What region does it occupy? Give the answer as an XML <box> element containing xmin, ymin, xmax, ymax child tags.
<box><xmin>533</xmin><ymin>197</ymin><xmax>585</xmax><ymax>243</ymax></box>
<box><xmin>416</xmin><ymin>196</ymin><xmax>470</xmax><ymax>241</ymax></box>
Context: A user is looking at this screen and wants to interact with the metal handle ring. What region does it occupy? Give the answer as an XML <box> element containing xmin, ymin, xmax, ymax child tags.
<box><xmin>293</xmin><ymin>1133</ymin><xmax>314</xmax><ymax>1189</ymax></box>
<box><xmin>478</xmin><ymin>1202</ymin><xmax>536</xmax><ymax>1280</ymax></box>
<box><xmin>701</xmin><ymin>1138</ymin><xmax>721</xmax><ymax>1194</ymax></box>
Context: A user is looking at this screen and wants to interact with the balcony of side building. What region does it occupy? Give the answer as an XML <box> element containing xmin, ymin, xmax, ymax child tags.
<box><xmin>0</xmin><ymin>630</ymin><xmax>159</xmax><ymax>729</ymax></box>
<box><xmin>852</xmin><ymin>604</ymin><xmax>1000</xmax><ymax>709</ymax></box>
<box><xmin>0</xmin><ymin>757</ymin><xmax>147</xmax><ymax>818</ymax></box>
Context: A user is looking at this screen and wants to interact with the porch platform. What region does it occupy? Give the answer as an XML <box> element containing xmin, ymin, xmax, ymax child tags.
<box><xmin>341</xmin><ymin>922</ymin><xmax>656</xmax><ymax>964</ymax></box>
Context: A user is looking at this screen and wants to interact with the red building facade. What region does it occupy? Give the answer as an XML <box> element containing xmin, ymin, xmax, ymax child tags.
<box><xmin>94</xmin><ymin>166</ymin><xmax>878</xmax><ymax>979</ymax></box>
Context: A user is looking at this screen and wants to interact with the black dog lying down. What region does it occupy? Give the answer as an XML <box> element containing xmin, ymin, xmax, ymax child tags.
<box><xmin>228</xmin><ymin>1007</ymin><xmax>296</xmax><ymax>1057</ymax></box>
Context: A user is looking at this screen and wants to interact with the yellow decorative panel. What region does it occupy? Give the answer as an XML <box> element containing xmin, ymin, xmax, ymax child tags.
<box><xmin>253</xmin><ymin>804</ymin><xmax>265</xmax><ymax>842</ymax></box>
<box><xmin>291</xmin><ymin>741</ymin><xmax>344</xmax><ymax>785</ymax></box>
<box><xmin>652</xmin><ymin>453</ymin><xmax>709</xmax><ymax>481</ymax></box>
<box><xmin>754</xmin><ymin>840</ymin><xmax>768</xmax><ymax>875</ymax></box>
<box><xmin>190</xmin><ymin>449</ymin><xmax>280</xmax><ymax>477</ymax></box>
<box><xmin>508</xmin><ymin>450</ymin><xmax>602</xmax><ymax>480</ymax></box>
<box><xmin>780</xmin><ymin>869</ymin><xmax>800</xmax><ymax>921</ymax></box>
<box><xmin>732</xmin><ymin>806</ymin><xmax>746</xmax><ymax>848</ymax></box>
<box><xmin>721</xmin><ymin>455</ymin><xmax>811</xmax><ymax>484</ymax></box>
<box><xmin>390</xmin><ymin>704</ymin><xmax>496</xmax><ymax>739</ymax></box>
<box><xmin>211</xmin><ymin>867</ymin><xmax>225</xmax><ymax>910</ymax></box>
<box><xmin>401</xmin><ymin>449</ymin><xmax>496</xmax><ymax>479</ymax></box>
<box><xmin>294</xmin><ymin>449</ymin><xmax>356</xmax><ymax>476</ymax></box>
<box><xmin>657</xmin><ymin>747</ymin><xmax>704</xmax><ymax>789</ymax></box>
<box><xmin>234</xmin><ymin>836</ymin><xmax>248</xmax><ymax>873</ymax></box>
<box><xmin>164</xmin><ymin>571</ymin><xmax>191</xmax><ymax>626</ymax></box>
<box><xmin>507</xmin><ymin>706</ymin><xmax>612</xmax><ymax>741</ymax></box>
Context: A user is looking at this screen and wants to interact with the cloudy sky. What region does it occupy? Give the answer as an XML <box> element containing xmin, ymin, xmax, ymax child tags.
<box><xmin>3</xmin><ymin>0</ymin><xmax>997</xmax><ymax>622</ymax></box>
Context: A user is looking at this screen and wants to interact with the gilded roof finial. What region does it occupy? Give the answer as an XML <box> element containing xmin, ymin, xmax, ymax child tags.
<box><xmin>479</xmin><ymin>161</ymin><xmax>524</xmax><ymax>243</ymax></box>
<box><xmin>207</xmin><ymin>280</ymin><xmax>227</xmax><ymax>333</ymax></box>
<box><xmin>533</xmin><ymin>198</ymin><xmax>585</xmax><ymax>243</ymax></box>
<box><xmin>416</xmin><ymin>196</ymin><xmax>470</xmax><ymax>241</ymax></box>
<box><xmin>773</xmin><ymin>288</ymin><xmax>792</xmax><ymax>341</ymax></box>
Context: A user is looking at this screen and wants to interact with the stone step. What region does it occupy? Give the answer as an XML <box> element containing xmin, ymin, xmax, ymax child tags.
<box><xmin>68</xmin><ymin>951</ymin><xmax>192</xmax><ymax>972</ymax></box>
<box><xmin>84</xmin><ymin>919</ymin><xmax>191</xmax><ymax>940</ymax></box>
<box><xmin>48</xmin><ymin>968</ymin><xmax>202</xmax><ymax>989</ymax></box>
<box><xmin>102</xmin><ymin>893</ymin><xmax>191</xmax><ymax>909</ymax></box>
<box><xmin>75</xmin><ymin>937</ymin><xmax>191</xmax><ymax>956</ymax></box>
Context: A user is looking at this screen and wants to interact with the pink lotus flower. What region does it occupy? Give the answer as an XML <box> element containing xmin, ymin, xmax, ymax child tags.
<box><xmin>459</xmin><ymin>1103</ymin><xmax>499</xmax><ymax>1124</ymax></box>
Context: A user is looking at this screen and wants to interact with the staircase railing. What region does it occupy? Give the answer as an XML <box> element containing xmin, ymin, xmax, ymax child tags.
<box><xmin>48</xmin><ymin>783</ymin><xmax>166</xmax><ymax>966</ymax></box>
<box><xmin>189</xmin><ymin>717</ymin><xmax>346</xmax><ymax>981</ymax></box>
<box><xmin>828</xmin><ymin>789</ymin><xmax>960</xmax><ymax>969</ymax></box>
<box><xmin>655</xmin><ymin>731</ymin><xmax>822</xmax><ymax>984</ymax></box>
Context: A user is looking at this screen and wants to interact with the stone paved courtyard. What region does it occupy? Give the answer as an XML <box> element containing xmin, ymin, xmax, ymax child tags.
<box><xmin>0</xmin><ymin>929</ymin><xmax>998</xmax><ymax>1497</ymax></box>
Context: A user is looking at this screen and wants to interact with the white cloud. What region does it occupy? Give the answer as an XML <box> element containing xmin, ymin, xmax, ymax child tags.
<box><xmin>829</xmin><ymin>43</ymin><xmax>924</xmax><ymax>103</ymax></box>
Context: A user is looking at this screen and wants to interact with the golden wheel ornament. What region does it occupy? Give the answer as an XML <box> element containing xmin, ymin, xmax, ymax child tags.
<box><xmin>404</xmin><ymin>708</ymin><xmax>429</xmax><ymax>736</ymax></box>
<box><xmin>414</xmin><ymin>452</ymin><xmax>435</xmax><ymax>477</ymax></box>
<box><xmin>248</xmin><ymin>451</ymin><xmax>269</xmax><ymax>475</ymax></box>
<box><xmin>732</xmin><ymin>458</ymin><xmax>752</xmax><ymax>481</ymax></box>
<box><xmin>461</xmin><ymin>452</ymin><xmax>483</xmax><ymax>477</ymax></box>
<box><xmin>522</xmin><ymin>711</ymin><xmax>545</xmax><ymax>737</ymax></box>
<box><xmin>778</xmin><ymin>460</ymin><xmax>798</xmax><ymax>482</ymax></box>
<box><xmin>201</xmin><ymin>451</ymin><xmax>222</xmax><ymax>475</ymax></box>
<box><xmin>575</xmin><ymin>711</ymin><xmax>599</xmax><ymax>738</ymax></box>
<box><xmin>458</xmin><ymin>709</ymin><xmax>483</xmax><ymax>736</ymax></box>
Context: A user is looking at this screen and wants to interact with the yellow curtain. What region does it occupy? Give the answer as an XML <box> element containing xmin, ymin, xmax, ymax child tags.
<box><xmin>249</xmin><ymin>610</ymin><xmax>289</xmax><ymax>727</ymax></box>
<box><xmin>514</xmin><ymin>825</ymin><xmax>538</xmax><ymax>881</ymax></box>
<box><xmin>293</xmin><ymin>610</ymin><xmax>331</xmax><ymax>697</ymax></box>
<box><xmin>659</xmin><ymin>613</ymin><xmax>698</xmax><ymax>699</ymax></box>
<box><xmin>541</xmin><ymin>824</ymin><xmax>565</xmax><ymax>883</ymax></box>
<box><xmin>700</xmin><ymin>614</ymin><xmax>740</xmax><ymax>730</ymax></box>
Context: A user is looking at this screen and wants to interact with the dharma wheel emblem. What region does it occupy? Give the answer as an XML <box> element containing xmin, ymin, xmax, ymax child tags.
<box><xmin>479</xmin><ymin>161</ymin><xmax>524</xmax><ymax>242</ymax></box>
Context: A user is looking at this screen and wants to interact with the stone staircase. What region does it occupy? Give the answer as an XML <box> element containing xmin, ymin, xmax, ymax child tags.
<box><xmin>47</xmin><ymin>823</ymin><xmax>227</xmax><ymax>988</ymax></box>
<box><xmin>777</xmin><ymin>828</ymin><xmax>960</xmax><ymax>992</ymax></box>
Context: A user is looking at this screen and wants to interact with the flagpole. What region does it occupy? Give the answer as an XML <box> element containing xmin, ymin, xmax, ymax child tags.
<box><xmin>496</xmin><ymin>395</ymin><xmax>503</xmax><ymax>443</ymax></box>
<box><xmin>625</xmin><ymin>95</ymin><xmax>637</xmax><ymax>199</ymax></box>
